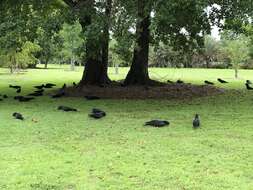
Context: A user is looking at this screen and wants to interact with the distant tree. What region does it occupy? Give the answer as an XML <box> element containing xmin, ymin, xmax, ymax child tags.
<box><xmin>35</xmin><ymin>10</ymin><xmax>64</xmax><ymax>68</ymax></box>
<box><xmin>203</xmin><ymin>35</ymin><xmax>219</xmax><ymax>68</ymax></box>
<box><xmin>59</xmin><ymin>22</ymin><xmax>84</xmax><ymax>70</ymax></box>
<box><xmin>16</xmin><ymin>41</ymin><xmax>41</xmax><ymax>69</ymax></box>
<box><xmin>0</xmin><ymin>41</ymin><xmax>41</xmax><ymax>72</ymax></box>
<box><xmin>220</xmin><ymin>31</ymin><xmax>250</xmax><ymax>78</ymax></box>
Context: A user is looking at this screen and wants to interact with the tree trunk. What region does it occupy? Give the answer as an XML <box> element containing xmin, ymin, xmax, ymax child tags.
<box><xmin>70</xmin><ymin>57</ymin><xmax>75</xmax><ymax>71</ymax></box>
<box><xmin>206</xmin><ymin>56</ymin><xmax>210</xmax><ymax>68</ymax></box>
<box><xmin>235</xmin><ymin>68</ymin><xmax>238</xmax><ymax>78</ymax></box>
<box><xmin>44</xmin><ymin>59</ymin><xmax>48</xmax><ymax>69</ymax></box>
<box><xmin>101</xmin><ymin>0</ymin><xmax>112</xmax><ymax>82</ymax></box>
<box><xmin>124</xmin><ymin>0</ymin><xmax>151</xmax><ymax>85</ymax></box>
<box><xmin>79</xmin><ymin>0</ymin><xmax>111</xmax><ymax>86</ymax></box>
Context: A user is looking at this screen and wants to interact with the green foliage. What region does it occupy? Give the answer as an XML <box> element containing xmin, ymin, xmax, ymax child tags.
<box><xmin>59</xmin><ymin>22</ymin><xmax>84</xmax><ymax>68</ymax></box>
<box><xmin>0</xmin><ymin>41</ymin><xmax>41</xmax><ymax>72</ymax></box>
<box><xmin>220</xmin><ymin>31</ymin><xmax>250</xmax><ymax>77</ymax></box>
<box><xmin>16</xmin><ymin>41</ymin><xmax>41</xmax><ymax>68</ymax></box>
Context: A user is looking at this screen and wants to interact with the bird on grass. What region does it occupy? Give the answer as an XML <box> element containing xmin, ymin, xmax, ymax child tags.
<box><xmin>145</xmin><ymin>120</ymin><xmax>170</xmax><ymax>127</ymax></box>
<box><xmin>246</xmin><ymin>80</ymin><xmax>252</xmax><ymax>85</ymax></box>
<box><xmin>89</xmin><ymin>108</ymin><xmax>106</xmax><ymax>119</ymax></box>
<box><xmin>3</xmin><ymin>95</ymin><xmax>8</xmax><ymax>98</ymax></box>
<box><xmin>16</xmin><ymin>88</ymin><xmax>21</xmax><ymax>93</ymax></box>
<box><xmin>34</xmin><ymin>89</ymin><xmax>44</xmax><ymax>93</ymax></box>
<box><xmin>245</xmin><ymin>83</ymin><xmax>253</xmax><ymax>90</ymax></box>
<box><xmin>14</xmin><ymin>96</ymin><xmax>23</xmax><ymax>100</ymax></box>
<box><xmin>167</xmin><ymin>80</ymin><xmax>174</xmax><ymax>83</ymax></box>
<box><xmin>44</xmin><ymin>83</ymin><xmax>56</xmax><ymax>88</ymax></box>
<box><xmin>9</xmin><ymin>85</ymin><xmax>21</xmax><ymax>89</ymax></box>
<box><xmin>204</xmin><ymin>80</ymin><xmax>214</xmax><ymax>85</ymax></box>
<box><xmin>85</xmin><ymin>95</ymin><xmax>100</xmax><ymax>100</ymax></box>
<box><xmin>176</xmin><ymin>80</ymin><xmax>184</xmax><ymax>84</ymax></box>
<box><xmin>18</xmin><ymin>96</ymin><xmax>34</xmax><ymax>102</ymax></box>
<box><xmin>62</xmin><ymin>83</ymin><xmax>66</xmax><ymax>89</ymax></box>
<box><xmin>193</xmin><ymin>114</ymin><xmax>200</xmax><ymax>129</ymax></box>
<box><xmin>13</xmin><ymin>112</ymin><xmax>24</xmax><ymax>120</ymax></box>
<box><xmin>14</xmin><ymin>96</ymin><xmax>33</xmax><ymax>102</ymax></box>
<box><xmin>28</xmin><ymin>92</ymin><xmax>43</xmax><ymax>96</ymax></box>
<box><xmin>217</xmin><ymin>78</ymin><xmax>228</xmax><ymax>83</ymax></box>
<box><xmin>34</xmin><ymin>85</ymin><xmax>44</xmax><ymax>89</ymax></box>
<box><xmin>58</xmin><ymin>106</ymin><xmax>77</xmax><ymax>112</ymax></box>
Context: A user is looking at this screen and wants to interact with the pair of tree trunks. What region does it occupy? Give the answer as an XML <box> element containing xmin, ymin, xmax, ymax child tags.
<box><xmin>79</xmin><ymin>0</ymin><xmax>151</xmax><ymax>87</ymax></box>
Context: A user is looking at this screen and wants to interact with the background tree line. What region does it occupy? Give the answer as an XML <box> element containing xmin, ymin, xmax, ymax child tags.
<box><xmin>0</xmin><ymin>0</ymin><xmax>252</xmax><ymax>85</ymax></box>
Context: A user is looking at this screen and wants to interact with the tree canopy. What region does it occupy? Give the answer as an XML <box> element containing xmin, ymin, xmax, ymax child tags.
<box><xmin>0</xmin><ymin>0</ymin><xmax>252</xmax><ymax>85</ymax></box>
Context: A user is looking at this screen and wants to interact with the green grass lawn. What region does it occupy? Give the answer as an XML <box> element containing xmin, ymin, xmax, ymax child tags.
<box><xmin>0</xmin><ymin>65</ymin><xmax>253</xmax><ymax>190</ymax></box>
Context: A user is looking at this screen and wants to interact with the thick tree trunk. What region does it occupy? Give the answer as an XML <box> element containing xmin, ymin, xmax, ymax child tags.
<box><xmin>124</xmin><ymin>0</ymin><xmax>151</xmax><ymax>85</ymax></box>
<box><xmin>101</xmin><ymin>0</ymin><xmax>112</xmax><ymax>84</ymax></box>
<box><xmin>79</xmin><ymin>0</ymin><xmax>111</xmax><ymax>86</ymax></box>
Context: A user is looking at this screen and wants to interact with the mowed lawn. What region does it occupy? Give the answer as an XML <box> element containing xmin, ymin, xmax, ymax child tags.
<box><xmin>0</xmin><ymin>65</ymin><xmax>253</xmax><ymax>190</ymax></box>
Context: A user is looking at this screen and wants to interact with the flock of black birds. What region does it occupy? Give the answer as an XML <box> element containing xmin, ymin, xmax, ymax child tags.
<box><xmin>1</xmin><ymin>82</ymin><xmax>106</xmax><ymax>121</ymax></box>
<box><xmin>2</xmin><ymin>81</ymin><xmax>200</xmax><ymax>128</ymax></box>
<box><xmin>1</xmin><ymin>77</ymin><xmax>253</xmax><ymax>129</ymax></box>
<box><xmin>168</xmin><ymin>78</ymin><xmax>253</xmax><ymax>90</ymax></box>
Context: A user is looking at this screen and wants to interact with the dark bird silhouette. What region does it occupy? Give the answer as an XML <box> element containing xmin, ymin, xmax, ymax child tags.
<box><xmin>58</xmin><ymin>106</ymin><xmax>77</xmax><ymax>112</ymax></box>
<box><xmin>246</xmin><ymin>80</ymin><xmax>252</xmax><ymax>84</ymax></box>
<box><xmin>204</xmin><ymin>80</ymin><xmax>214</xmax><ymax>85</ymax></box>
<box><xmin>9</xmin><ymin>85</ymin><xmax>21</xmax><ymax>89</ymax></box>
<box><xmin>34</xmin><ymin>89</ymin><xmax>44</xmax><ymax>93</ymax></box>
<box><xmin>217</xmin><ymin>78</ymin><xmax>228</xmax><ymax>83</ymax></box>
<box><xmin>13</xmin><ymin>112</ymin><xmax>24</xmax><ymax>120</ymax></box>
<box><xmin>14</xmin><ymin>96</ymin><xmax>34</xmax><ymax>102</ymax></box>
<box><xmin>27</xmin><ymin>92</ymin><xmax>43</xmax><ymax>96</ymax></box>
<box><xmin>18</xmin><ymin>96</ymin><xmax>34</xmax><ymax>102</ymax></box>
<box><xmin>145</xmin><ymin>120</ymin><xmax>170</xmax><ymax>127</ymax></box>
<box><xmin>52</xmin><ymin>92</ymin><xmax>65</xmax><ymax>98</ymax></box>
<box><xmin>92</xmin><ymin>108</ymin><xmax>105</xmax><ymax>114</ymax></box>
<box><xmin>16</xmin><ymin>88</ymin><xmax>21</xmax><ymax>93</ymax></box>
<box><xmin>89</xmin><ymin>108</ymin><xmax>106</xmax><ymax>119</ymax></box>
<box><xmin>89</xmin><ymin>112</ymin><xmax>106</xmax><ymax>119</ymax></box>
<box><xmin>167</xmin><ymin>80</ymin><xmax>174</xmax><ymax>83</ymax></box>
<box><xmin>73</xmin><ymin>82</ymin><xmax>77</xmax><ymax>87</ymax></box>
<box><xmin>245</xmin><ymin>83</ymin><xmax>253</xmax><ymax>90</ymax></box>
<box><xmin>176</xmin><ymin>80</ymin><xmax>184</xmax><ymax>84</ymax></box>
<box><xmin>34</xmin><ymin>85</ymin><xmax>44</xmax><ymax>89</ymax></box>
<box><xmin>44</xmin><ymin>83</ymin><xmax>56</xmax><ymax>88</ymax></box>
<box><xmin>14</xmin><ymin>96</ymin><xmax>23</xmax><ymax>100</ymax></box>
<box><xmin>85</xmin><ymin>95</ymin><xmax>100</xmax><ymax>100</ymax></box>
<box><xmin>62</xmin><ymin>83</ymin><xmax>66</xmax><ymax>89</ymax></box>
<box><xmin>3</xmin><ymin>95</ymin><xmax>8</xmax><ymax>98</ymax></box>
<box><xmin>193</xmin><ymin>114</ymin><xmax>200</xmax><ymax>129</ymax></box>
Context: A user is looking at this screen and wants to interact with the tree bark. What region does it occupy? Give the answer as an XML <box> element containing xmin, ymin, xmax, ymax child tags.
<box><xmin>79</xmin><ymin>0</ymin><xmax>111</xmax><ymax>86</ymax></box>
<box><xmin>101</xmin><ymin>0</ymin><xmax>112</xmax><ymax>83</ymax></box>
<box><xmin>124</xmin><ymin>0</ymin><xmax>151</xmax><ymax>85</ymax></box>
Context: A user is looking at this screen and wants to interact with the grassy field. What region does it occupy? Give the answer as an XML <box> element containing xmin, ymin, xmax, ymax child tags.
<box><xmin>0</xmin><ymin>65</ymin><xmax>253</xmax><ymax>190</ymax></box>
